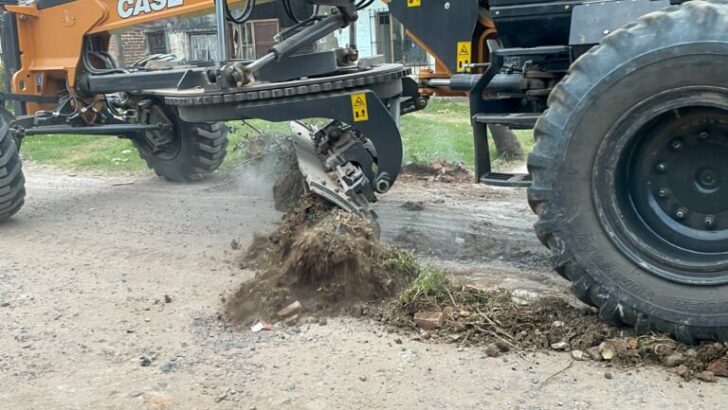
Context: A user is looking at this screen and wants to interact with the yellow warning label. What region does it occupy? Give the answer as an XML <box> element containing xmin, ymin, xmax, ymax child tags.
<box><xmin>351</xmin><ymin>93</ymin><xmax>368</xmax><ymax>122</ymax></box>
<box><xmin>456</xmin><ymin>41</ymin><xmax>472</xmax><ymax>73</ymax></box>
<box><xmin>407</xmin><ymin>0</ymin><xmax>421</xmax><ymax>7</ymax></box>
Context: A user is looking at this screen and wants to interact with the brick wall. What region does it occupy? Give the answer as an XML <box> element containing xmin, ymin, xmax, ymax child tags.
<box><xmin>108</xmin><ymin>30</ymin><xmax>149</xmax><ymax>67</ymax></box>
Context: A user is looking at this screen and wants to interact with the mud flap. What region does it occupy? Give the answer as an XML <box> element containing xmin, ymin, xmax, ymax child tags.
<box><xmin>290</xmin><ymin>121</ymin><xmax>377</xmax><ymax>220</ymax></box>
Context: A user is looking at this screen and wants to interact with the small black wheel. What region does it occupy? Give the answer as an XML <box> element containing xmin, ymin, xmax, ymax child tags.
<box><xmin>528</xmin><ymin>1</ymin><xmax>728</xmax><ymax>343</ymax></box>
<box><xmin>134</xmin><ymin>104</ymin><xmax>228</xmax><ymax>182</ymax></box>
<box><xmin>0</xmin><ymin>116</ymin><xmax>25</xmax><ymax>222</ymax></box>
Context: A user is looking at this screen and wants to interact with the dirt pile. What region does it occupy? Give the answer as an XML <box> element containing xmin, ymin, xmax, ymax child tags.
<box><xmin>380</xmin><ymin>272</ymin><xmax>728</xmax><ymax>381</ymax></box>
<box><xmin>225</xmin><ymin>194</ymin><xmax>421</xmax><ymax>324</ymax></box>
<box><xmin>401</xmin><ymin>160</ymin><xmax>472</xmax><ymax>183</ymax></box>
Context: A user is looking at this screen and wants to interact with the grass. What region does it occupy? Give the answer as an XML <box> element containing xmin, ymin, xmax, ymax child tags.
<box><xmin>399</xmin><ymin>267</ymin><xmax>453</xmax><ymax>306</ymax></box>
<box><xmin>19</xmin><ymin>98</ymin><xmax>535</xmax><ymax>173</ymax></box>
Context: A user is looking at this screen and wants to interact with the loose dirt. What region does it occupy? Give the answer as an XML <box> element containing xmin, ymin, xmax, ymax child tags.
<box><xmin>225</xmin><ymin>194</ymin><xmax>419</xmax><ymax>324</ymax></box>
<box><xmin>380</xmin><ymin>278</ymin><xmax>728</xmax><ymax>382</ymax></box>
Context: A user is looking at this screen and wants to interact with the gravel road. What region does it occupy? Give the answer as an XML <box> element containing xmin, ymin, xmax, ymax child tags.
<box><xmin>1</xmin><ymin>164</ymin><xmax>725</xmax><ymax>409</ymax></box>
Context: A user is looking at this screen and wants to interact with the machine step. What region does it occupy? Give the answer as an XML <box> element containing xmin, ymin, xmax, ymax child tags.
<box><xmin>473</xmin><ymin>113</ymin><xmax>540</xmax><ymax>129</ymax></box>
<box><xmin>480</xmin><ymin>172</ymin><xmax>532</xmax><ymax>187</ymax></box>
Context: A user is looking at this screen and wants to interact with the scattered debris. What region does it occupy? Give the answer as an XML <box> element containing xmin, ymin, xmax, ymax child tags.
<box><xmin>401</xmin><ymin>161</ymin><xmax>472</xmax><ymax>183</ymax></box>
<box><xmin>571</xmin><ymin>350</ymin><xmax>585</xmax><ymax>361</ymax></box>
<box><xmin>381</xmin><ymin>270</ymin><xmax>728</xmax><ymax>381</ymax></box>
<box><xmin>414</xmin><ymin>311</ymin><xmax>445</xmax><ymax>330</ymax></box>
<box><xmin>250</xmin><ymin>321</ymin><xmax>272</xmax><ymax>333</ymax></box>
<box><xmin>696</xmin><ymin>371</ymin><xmax>717</xmax><ymax>383</ymax></box>
<box><xmin>163</xmin><ymin>294</ymin><xmax>172</xmax><ymax>304</ymax></box>
<box><xmin>708</xmin><ymin>358</ymin><xmax>728</xmax><ymax>377</ymax></box>
<box><xmin>277</xmin><ymin>301</ymin><xmax>303</xmax><ymax>318</ymax></box>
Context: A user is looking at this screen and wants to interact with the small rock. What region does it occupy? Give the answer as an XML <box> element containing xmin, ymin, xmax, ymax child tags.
<box><xmin>358</xmin><ymin>376</ymin><xmax>367</xmax><ymax>382</ymax></box>
<box><xmin>277</xmin><ymin>301</ymin><xmax>303</xmax><ymax>318</ymax></box>
<box><xmin>586</xmin><ymin>346</ymin><xmax>602</xmax><ymax>361</ymax></box>
<box><xmin>140</xmin><ymin>356</ymin><xmax>152</xmax><ymax>367</ymax></box>
<box><xmin>215</xmin><ymin>393</ymin><xmax>228</xmax><ymax>403</ymax></box>
<box><xmin>599</xmin><ymin>342</ymin><xmax>617</xmax><ymax>361</ymax></box>
<box><xmin>494</xmin><ymin>340</ymin><xmax>510</xmax><ymax>352</ymax></box>
<box><xmin>551</xmin><ymin>341</ymin><xmax>570</xmax><ymax>351</ymax></box>
<box><xmin>394</xmin><ymin>338</ymin><xmax>403</xmax><ymax>345</ymax></box>
<box><xmin>454</xmin><ymin>237</ymin><xmax>466</xmax><ymax>245</ymax></box>
<box><xmin>318</xmin><ymin>317</ymin><xmax>328</xmax><ymax>326</ymax></box>
<box><xmin>414</xmin><ymin>311</ymin><xmax>445</xmax><ymax>330</ymax></box>
<box><xmin>484</xmin><ymin>343</ymin><xmax>501</xmax><ymax>357</ymax></box>
<box><xmin>128</xmin><ymin>391</ymin><xmax>144</xmax><ymax>398</ymax></box>
<box><xmin>708</xmin><ymin>358</ymin><xmax>728</xmax><ymax>377</ymax></box>
<box><xmin>160</xmin><ymin>361</ymin><xmax>176</xmax><ymax>374</ymax></box>
<box><xmin>675</xmin><ymin>365</ymin><xmax>690</xmax><ymax>378</ymax></box>
<box><xmin>0</xmin><ymin>302</ymin><xmax>10</xmax><ymax>308</ymax></box>
<box><xmin>662</xmin><ymin>353</ymin><xmax>685</xmax><ymax>368</ymax></box>
<box><xmin>442</xmin><ymin>306</ymin><xmax>455</xmax><ymax>318</ymax></box>
<box><xmin>164</xmin><ymin>295</ymin><xmax>172</xmax><ymax>304</ymax></box>
<box><xmin>604</xmin><ymin>372</ymin><xmax>613</xmax><ymax>380</ymax></box>
<box><xmin>552</xmin><ymin>321</ymin><xmax>564</xmax><ymax>328</ymax></box>
<box><xmin>696</xmin><ymin>371</ymin><xmax>717</xmax><ymax>383</ymax></box>
<box><xmin>571</xmin><ymin>350</ymin><xmax>585</xmax><ymax>361</ymax></box>
<box><xmin>230</xmin><ymin>239</ymin><xmax>241</xmax><ymax>250</ymax></box>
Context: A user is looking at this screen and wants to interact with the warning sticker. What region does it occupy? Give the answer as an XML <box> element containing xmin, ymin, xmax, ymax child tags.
<box><xmin>351</xmin><ymin>93</ymin><xmax>368</xmax><ymax>122</ymax></box>
<box><xmin>456</xmin><ymin>41</ymin><xmax>472</xmax><ymax>73</ymax></box>
<box><xmin>407</xmin><ymin>0</ymin><xmax>421</xmax><ymax>7</ymax></box>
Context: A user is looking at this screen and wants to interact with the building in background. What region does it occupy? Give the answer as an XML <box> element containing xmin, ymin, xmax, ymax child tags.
<box><xmin>334</xmin><ymin>1</ymin><xmax>432</xmax><ymax>72</ymax></box>
<box><xmin>108</xmin><ymin>1</ymin><xmax>432</xmax><ymax>71</ymax></box>
<box><xmin>108</xmin><ymin>1</ymin><xmax>311</xmax><ymax>67</ymax></box>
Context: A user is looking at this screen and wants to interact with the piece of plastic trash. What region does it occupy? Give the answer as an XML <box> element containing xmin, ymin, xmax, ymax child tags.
<box><xmin>250</xmin><ymin>321</ymin><xmax>272</xmax><ymax>332</ymax></box>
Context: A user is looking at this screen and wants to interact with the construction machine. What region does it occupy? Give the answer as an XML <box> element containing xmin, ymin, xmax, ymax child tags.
<box><xmin>0</xmin><ymin>0</ymin><xmax>726</xmax><ymax>344</ymax></box>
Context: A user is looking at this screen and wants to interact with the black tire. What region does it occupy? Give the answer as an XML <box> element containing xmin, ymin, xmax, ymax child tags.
<box><xmin>528</xmin><ymin>1</ymin><xmax>728</xmax><ymax>343</ymax></box>
<box><xmin>0</xmin><ymin>116</ymin><xmax>25</xmax><ymax>222</ymax></box>
<box><xmin>135</xmin><ymin>107</ymin><xmax>228</xmax><ymax>182</ymax></box>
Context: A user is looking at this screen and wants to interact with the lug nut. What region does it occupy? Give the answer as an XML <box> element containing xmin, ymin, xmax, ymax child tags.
<box><xmin>656</xmin><ymin>163</ymin><xmax>667</xmax><ymax>173</ymax></box>
<box><xmin>670</xmin><ymin>139</ymin><xmax>684</xmax><ymax>150</ymax></box>
<box><xmin>675</xmin><ymin>208</ymin><xmax>688</xmax><ymax>220</ymax></box>
<box><xmin>705</xmin><ymin>215</ymin><xmax>716</xmax><ymax>228</ymax></box>
<box><xmin>699</xmin><ymin>132</ymin><xmax>709</xmax><ymax>140</ymax></box>
<box><xmin>657</xmin><ymin>188</ymin><xmax>670</xmax><ymax>198</ymax></box>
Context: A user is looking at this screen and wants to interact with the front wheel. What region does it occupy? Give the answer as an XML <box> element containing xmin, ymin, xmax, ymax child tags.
<box><xmin>134</xmin><ymin>105</ymin><xmax>228</xmax><ymax>182</ymax></box>
<box><xmin>528</xmin><ymin>1</ymin><xmax>728</xmax><ymax>343</ymax></box>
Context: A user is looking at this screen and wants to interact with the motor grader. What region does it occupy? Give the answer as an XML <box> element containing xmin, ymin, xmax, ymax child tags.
<box><xmin>0</xmin><ymin>0</ymin><xmax>726</xmax><ymax>343</ymax></box>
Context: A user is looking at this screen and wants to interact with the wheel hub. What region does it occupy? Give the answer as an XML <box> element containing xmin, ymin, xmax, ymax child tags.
<box><xmin>646</xmin><ymin>128</ymin><xmax>728</xmax><ymax>236</ymax></box>
<box><xmin>597</xmin><ymin>90</ymin><xmax>728</xmax><ymax>286</ymax></box>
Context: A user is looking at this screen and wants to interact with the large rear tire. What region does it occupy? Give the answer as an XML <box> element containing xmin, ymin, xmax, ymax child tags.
<box><xmin>528</xmin><ymin>1</ymin><xmax>728</xmax><ymax>343</ymax></box>
<box><xmin>0</xmin><ymin>117</ymin><xmax>25</xmax><ymax>222</ymax></box>
<box><xmin>134</xmin><ymin>105</ymin><xmax>228</xmax><ymax>182</ymax></box>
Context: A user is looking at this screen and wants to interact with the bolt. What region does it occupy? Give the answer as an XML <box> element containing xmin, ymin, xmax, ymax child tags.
<box><xmin>444</xmin><ymin>2</ymin><xmax>450</xmax><ymax>9</ymax></box>
<box><xmin>670</xmin><ymin>138</ymin><xmax>684</xmax><ymax>151</ymax></box>
<box><xmin>699</xmin><ymin>131</ymin><xmax>709</xmax><ymax>140</ymax></box>
<box><xmin>675</xmin><ymin>208</ymin><xmax>688</xmax><ymax>220</ymax></box>
<box><xmin>656</xmin><ymin>163</ymin><xmax>668</xmax><ymax>173</ymax></box>
<box><xmin>705</xmin><ymin>215</ymin><xmax>716</xmax><ymax>228</ymax></box>
<box><xmin>657</xmin><ymin>188</ymin><xmax>670</xmax><ymax>198</ymax></box>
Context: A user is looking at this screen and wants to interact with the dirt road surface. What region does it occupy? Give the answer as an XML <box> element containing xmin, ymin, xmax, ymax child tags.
<box><xmin>1</xmin><ymin>164</ymin><xmax>725</xmax><ymax>409</ymax></box>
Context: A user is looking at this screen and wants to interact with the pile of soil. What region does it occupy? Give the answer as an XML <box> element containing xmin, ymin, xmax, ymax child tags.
<box><xmin>225</xmin><ymin>193</ymin><xmax>421</xmax><ymax>324</ymax></box>
<box><xmin>380</xmin><ymin>282</ymin><xmax>728</xmax><ymax>381</ymax></box>
<box><xmin>401</xmin><ymin>160</ymin><xmax>472</xmax><ymax>183</ymax></box>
